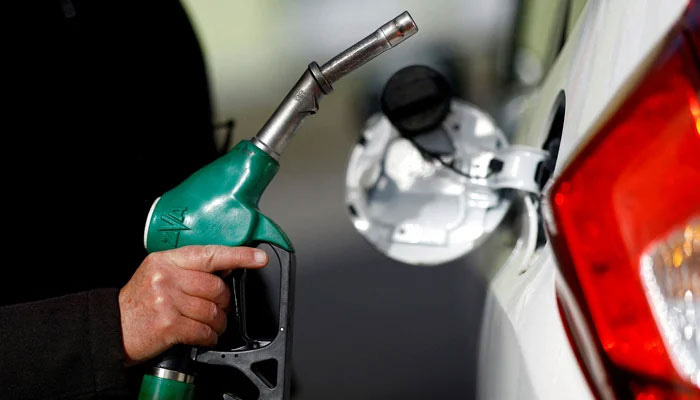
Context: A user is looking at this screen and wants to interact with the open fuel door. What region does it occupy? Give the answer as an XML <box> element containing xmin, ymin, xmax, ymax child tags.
<box><xmin>345</xmin><ymin>66</ymin><xmax>547</xmax><ymax>265</ymax></box>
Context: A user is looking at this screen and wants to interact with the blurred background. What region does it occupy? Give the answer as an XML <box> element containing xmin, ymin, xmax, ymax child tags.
<box><xmin>178</xmin><ymin>0</ymin><xmax>567</xmax><ymax>398</ymax></box>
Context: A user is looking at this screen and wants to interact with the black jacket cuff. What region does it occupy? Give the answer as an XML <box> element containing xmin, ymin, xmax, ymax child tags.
<box><xmin>87</xmin><ymin>288</ymin><xmax>129</xmax><ymax>396</ymax></box>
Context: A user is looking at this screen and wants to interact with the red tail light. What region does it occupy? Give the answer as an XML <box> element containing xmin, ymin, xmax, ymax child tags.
<box><xmin>548</xmin><ymin>6</ymin><xmax>700</xmax><ymax>399</ymax></box>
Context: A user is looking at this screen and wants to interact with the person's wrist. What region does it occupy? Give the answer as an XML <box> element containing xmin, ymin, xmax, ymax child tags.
<box><xmin>118</xmin><ymin>287</ymin><xmax>139</xmax><ymax>367</ymax></box>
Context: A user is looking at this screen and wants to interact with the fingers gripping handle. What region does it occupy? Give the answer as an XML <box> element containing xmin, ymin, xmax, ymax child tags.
<box><xmin>139</xmin><ymin>245</ymin><xmax>295</xmax><ymax>400</ymax></box>
<box><xmin>196</xmin><ymin>246</ymin><xmax>296</xmax><ymax>400</ymax></box>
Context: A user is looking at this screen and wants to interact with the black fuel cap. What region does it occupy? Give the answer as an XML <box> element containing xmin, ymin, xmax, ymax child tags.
<box><xmin>381</xmin><ymin>65</ymin><xmax>453</xmax><ymax>137</ymax></box>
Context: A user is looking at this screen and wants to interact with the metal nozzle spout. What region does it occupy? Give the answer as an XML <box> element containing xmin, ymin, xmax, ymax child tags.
<box><xmin>320</xmin><ymin>11</ymin><xmax>418</xmax><ymax>84</ymax></box>
<box><xmin>253</xmin><ymin>11</ymin><xmax>418</xmax><ymax>160</ymax></box>
<box><xmin>380</xmin><ymin>11</ymin><xmax>419</xmax><ymax>47</ymax></box>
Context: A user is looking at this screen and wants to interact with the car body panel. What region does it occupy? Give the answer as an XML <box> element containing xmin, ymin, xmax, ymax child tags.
<box><xmin>478</xmin><ymin>0</ymin><xmax>690</xmax><ymax>399</ymax></box>
<box><xmin>516</xmin><ymin>0</ymin><xmax>688</xmax><ymax>166</ymax></box>
<box><xmin>478</xmin><ymin>196</ymin><xmax>592</xmax><ymax>399</ymax></box>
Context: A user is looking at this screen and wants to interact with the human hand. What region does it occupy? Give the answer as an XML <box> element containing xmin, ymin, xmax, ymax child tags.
<box><xmin>118</xmin><ymin>245</ymin><xmax>268</xmax><ymax>366</ymax></box>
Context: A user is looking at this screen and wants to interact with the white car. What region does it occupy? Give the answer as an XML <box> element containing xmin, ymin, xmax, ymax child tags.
<box><xmin>478</xmin><ymin>1</ymin><xmax>699</xmax><ymax>399</ymax></box>
<box><xmin>345</xmin><ymin>1</ymin><xmax>699</xmax><ymax>399</ymax></box>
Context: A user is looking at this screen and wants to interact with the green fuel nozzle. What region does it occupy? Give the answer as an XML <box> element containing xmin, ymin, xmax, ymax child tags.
<box><xmin>139</xmin><ymin>11</ymin><xmax>418</xmax><ymax>400</ymax></box>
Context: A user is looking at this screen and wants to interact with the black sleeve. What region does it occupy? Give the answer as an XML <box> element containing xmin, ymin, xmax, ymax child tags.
<box><xmin>0</xmin><ymin>289</ymin><xmax>130</xmax><ymax>400</ymax></box>
<box><xmin>0</xmin><ymin>1</ymin><xmax>218</xmax><ymax>398</ymax></box>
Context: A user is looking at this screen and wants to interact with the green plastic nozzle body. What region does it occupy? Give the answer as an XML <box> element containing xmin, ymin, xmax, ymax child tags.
<box><xmin>144</xmin><ymin>139</ymin><xmax>293</xmax><ymax>253</ymax></box>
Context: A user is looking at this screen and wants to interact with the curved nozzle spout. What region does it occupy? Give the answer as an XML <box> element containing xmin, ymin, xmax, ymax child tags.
<box><xmin>319</xmin><ymin>11</ymin><xmax>418</xmax><ymax>85</ymax></box>
<box><xmin>381</xmin><ymin>11</ymin><xmax>420</xmax><ymax>47</ymax></box>
<box><xmin>252</xmin><ymin>11</ymin><xmax>418</xmax><ymax>161</ymax></box>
